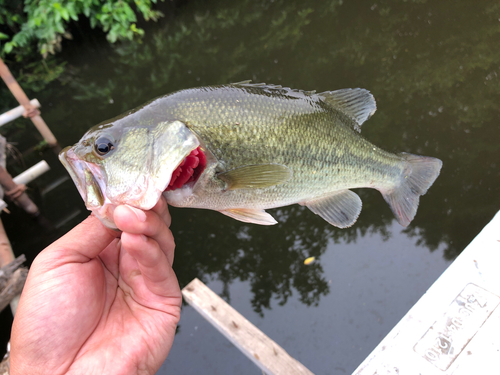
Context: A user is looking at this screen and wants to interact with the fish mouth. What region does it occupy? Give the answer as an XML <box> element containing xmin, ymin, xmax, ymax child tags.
<box><xmin>59</xmin><ymin>147</ymin><xmax>117</xmax><ymax>228</ymax></box>
<box><xmin>59</xmin><ymin>146</ymin><xmax>93</xmax><ymax>204</ymax></box>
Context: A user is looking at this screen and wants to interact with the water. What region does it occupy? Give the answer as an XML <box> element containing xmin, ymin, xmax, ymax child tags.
<box><xmin>1</xmin><ymin>0</ymin><xmax>499</xmax><ymax>373</ymax></box>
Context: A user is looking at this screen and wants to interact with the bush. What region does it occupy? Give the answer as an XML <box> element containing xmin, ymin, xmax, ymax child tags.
<box><xmin>0</xmin><ymin>0</ymin><xmax>164</xmax><ymax>58</ymax></box>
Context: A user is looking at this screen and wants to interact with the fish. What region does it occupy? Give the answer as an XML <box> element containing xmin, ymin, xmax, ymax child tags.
<box><xmin>59</xmin><ymin>81</ymin><xmax>442</xmax><ymax>229</ymax></box>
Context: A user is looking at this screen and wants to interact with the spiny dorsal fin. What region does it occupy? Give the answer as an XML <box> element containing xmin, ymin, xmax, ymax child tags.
<box><xmin>318</xmin><ymin>89</ymin><xmax>377</xmax><ymax>132</ymax></box>
<box><xmin>231</xmin><ymin>81</ymin><xmax>317</xmax><ymax>96</ymax></box>
<box><xmin>232</xmin><ymin>81</ymin><xmax>283</xmax><ymax>90</ymax></box>
<box><xmin>231</xmin><ymin>81</ymin><xmax>375</xmax><ymax>132</ymax></box>
<box><xmin>217</xmin><ymin>164</ymin><xmax>292</xmax><ymax>190</ymax></box>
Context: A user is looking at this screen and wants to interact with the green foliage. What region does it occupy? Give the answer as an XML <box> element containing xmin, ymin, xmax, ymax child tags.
<box><xmin>0</xmin><ymin>0</ymin><xmax>164</xmax><ymax>58</ymax></box>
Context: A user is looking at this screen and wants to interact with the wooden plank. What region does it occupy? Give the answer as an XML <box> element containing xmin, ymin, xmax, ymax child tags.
<box><xmin>182</xmin><ymin>278</ymin><xmax>314</xmax><ymax>375</ymax></box>
<box><xmin>353</xmin><ymin>210</ymin><xmax>500</xmax><ymax>375</ymax></box>
<box><xmin>0</xmin><ymin>99</ymin><xmax>40</xmax><ymax>127</ymax></box>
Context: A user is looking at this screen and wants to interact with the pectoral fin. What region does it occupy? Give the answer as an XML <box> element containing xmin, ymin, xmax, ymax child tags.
<box><xmin>217</xmin><ymin>164</ymin><xmax>292</xmax><ymax>190</ymax></box>
<box><xmin>220</xmin><ymin>208</ymin><xmax>278</xmax><ymax>225</ymax></box>
<box><xmin>302</xmin><ymin>190</ymin><xmax>362</xmax><ymax>228</ymax></box>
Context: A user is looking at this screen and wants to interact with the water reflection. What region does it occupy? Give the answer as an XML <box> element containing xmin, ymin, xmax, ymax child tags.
<box><xmin>1</xmin><ymin>0</ymin><xmax>499</xmax><ymax>317</ymax></box>
<box><xmin>170</xmin><ymin>190</ymin><xmax>426</xmax><ymax>314</ymax></box>
<box><xmin>172</xmin><ymin>205</ymin><xmax>337</xmax><ymax>315</ymax></box>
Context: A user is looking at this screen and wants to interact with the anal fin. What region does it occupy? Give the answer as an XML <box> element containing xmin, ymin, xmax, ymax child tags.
<box><xmin>302</xmin><ymin>190</ymin><xmax>362</xmax><ymax>228</ymax></box>
<box><xmin>220</xmin><ymin>208</ymin><xmax>278</xmax><ymax>225</ymax></box>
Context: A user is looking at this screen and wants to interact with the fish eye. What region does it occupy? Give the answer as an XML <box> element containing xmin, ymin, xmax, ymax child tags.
<box><xmin>95</xmin><ymin>137</ymin><xmax>115</xmax><ymax>156</ymax></box>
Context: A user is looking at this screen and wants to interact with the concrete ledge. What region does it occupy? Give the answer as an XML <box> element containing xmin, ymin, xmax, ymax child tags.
<box><xmin>354</xmin><ymin>211</ymin><xmax>500</xmax><ymax>375</ymax></box>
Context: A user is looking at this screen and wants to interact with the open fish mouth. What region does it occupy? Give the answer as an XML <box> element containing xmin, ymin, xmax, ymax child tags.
<box><xmin>59</xmin><ymin>146</ymin><xmax>93</xmax><ymax>204</ymax></box>
<box><xmin>59</xmin><ymin>147</ymin><xmax>118</xmax><ymax>228</ymax></box>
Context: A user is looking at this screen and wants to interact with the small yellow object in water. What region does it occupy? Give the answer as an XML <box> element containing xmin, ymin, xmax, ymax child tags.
<box><xmin>304</xmin><ymin>256</ymin><xmax>315</xmax><ymax>265</ymax></box>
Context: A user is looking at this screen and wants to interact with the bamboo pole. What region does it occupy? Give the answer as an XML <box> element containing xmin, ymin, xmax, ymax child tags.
<box><xmin>0</xmin><ymin>166</ymin><xmax>39</xmax><ymax>217</ymax></box>
<box><xmin>0</xmin><ymin>58</ymin><xmax>58</xmax><ymax>147</ymax></box>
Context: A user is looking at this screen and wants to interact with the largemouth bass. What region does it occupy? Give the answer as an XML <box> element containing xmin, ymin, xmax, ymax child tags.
<box><xmin>59</xmin><ymin>82</ymin><xmax>442</xmax><ymax>229</ymax></box>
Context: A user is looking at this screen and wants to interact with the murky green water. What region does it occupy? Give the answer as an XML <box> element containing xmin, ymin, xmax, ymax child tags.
<box><xmin>1</xmin><ymin>0</ymin><xmax>499</xmax><ymax>373</ymax></box>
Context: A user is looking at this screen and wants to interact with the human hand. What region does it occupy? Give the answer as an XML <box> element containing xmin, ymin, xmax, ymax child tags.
<box><xmin>10</xmin><ymin>196</ymin><xmax>181</xmax><ymax>375</ymax></box>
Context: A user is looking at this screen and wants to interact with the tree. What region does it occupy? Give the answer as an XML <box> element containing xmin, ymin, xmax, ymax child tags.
<box><xmin>0</xmin><ymin>0</ymin><xmax>164</xmax><ymax>58</ymax></box>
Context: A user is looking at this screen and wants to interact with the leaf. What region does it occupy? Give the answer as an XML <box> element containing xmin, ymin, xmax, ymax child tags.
<box><xmin>4</xmin><ymin>42</ymin><xmax>13</xmax><ymax>53</ymax></box>
<box><xmin>304</xmin><ymin>257</ymin><xmax>315</xmax><ymax>265</ymax></box>
<box><xmin>107</xmin><ymin>29</ymin><xmax>117</xmax><ymax>43</ymax></box>
<box><xmin>60</xmin><ymin>8</ymin><xmax>70</xmax><ymax>21</ymax></box>
<box><xmin>0</xmin><ymin>32</ymin><xmax>9</xmax><ymax>40</ymax></box>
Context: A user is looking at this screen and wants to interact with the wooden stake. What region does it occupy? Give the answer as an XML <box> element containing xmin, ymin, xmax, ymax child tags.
<box><xmin>0</xmin><ymin>58</ymin><xmax>58</xmax><ymax>147</ymax></box>
<box><xmin>0</xmin><ymin>255</ymin><xmax>27</xmax><ymax>313</ymax></box>
<box><xmin>182</xmin><ymin>278</ymin><xmax>315</xmax><ymax>375</ymax></box>
<box><xmin>0</xmin><ymin>218</ymin><xmax>23</xmax><ymax>316</ymax></box>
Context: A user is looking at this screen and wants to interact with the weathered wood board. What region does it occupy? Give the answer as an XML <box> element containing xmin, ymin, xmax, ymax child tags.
<box><xmin>182</xmin><ymin>278</ymin><xmax>314</xmax><ymax>375</ymax></box>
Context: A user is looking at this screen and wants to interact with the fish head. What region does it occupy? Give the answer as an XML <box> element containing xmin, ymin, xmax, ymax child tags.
<box><xmin>59</xmin><ymin>118</ymin><xmax>200</xmax><ymax>229</ymax></box>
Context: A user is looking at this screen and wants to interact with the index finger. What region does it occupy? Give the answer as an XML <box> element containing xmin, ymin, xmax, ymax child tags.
<box><xmin>151</xmin><ymin>196</ymin><xmax>171</xmax><ymax>227</ymax></box>
<box><xmin>114</xmin><ymin>201</ymin><xmax>175</xmax><ymax>264</ymax></box>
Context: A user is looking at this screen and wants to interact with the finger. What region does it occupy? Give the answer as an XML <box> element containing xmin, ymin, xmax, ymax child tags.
<box><xmin>121</xmin><ymin>232</ymin><xmax>179</xmax><ymax>298</ymax></box>
<box><xmin>114</xmin><ymin>205</ymin><xmax>175</xmax><ymax>265</ymax></box>
<box><xmin>151</xmin><ymin>196</ymin><xmax>171</xmax><ymax>228</ymax></box>
<box><xmin>44</xmin><ymin>214</ymin><xmax>119</xmax><ymax>263</ymax></box>
<box><xmin>150</xmin><ymin>197</ymin><xmax>175</xmax><ymax>264</ymax></box>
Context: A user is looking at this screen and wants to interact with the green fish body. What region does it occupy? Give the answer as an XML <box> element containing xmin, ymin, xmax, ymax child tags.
<box><xmin>60</xmin><ymin>82</ymin><xmax>442</xmax><ymax>229</ymax></box>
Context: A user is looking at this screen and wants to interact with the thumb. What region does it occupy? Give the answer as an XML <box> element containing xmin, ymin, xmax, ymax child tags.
<box><xmin>42</xmin><ymin>214</ymin><xmax>120</xmax><ymax>264</ymax></box>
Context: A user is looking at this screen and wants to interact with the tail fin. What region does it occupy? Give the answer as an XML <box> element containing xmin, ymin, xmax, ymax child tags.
<box><xmin>382</xmin><ymin>153</ymin><xmax>442</xmax><ymax>227</ymax></box>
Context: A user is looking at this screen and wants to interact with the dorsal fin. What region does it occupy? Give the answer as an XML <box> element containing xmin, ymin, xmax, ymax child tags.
<box><xmin>231</xmin><ymin>81</ymin><xmax>317</xmax><ymax>96</ymax></box>
<box><xmin>318</xmin><ymin>89</ymin><xmax>377</xmax><ymax>132</ymax></box>
<box><xmin>231</xmin><ymin>81</ymin><xmax>375</xmax><ymax>132</ymax></box>
<box><xmin>232</xmin><ymin>81</ymin><xmax>283</xmax><ymax>90</ymax></box>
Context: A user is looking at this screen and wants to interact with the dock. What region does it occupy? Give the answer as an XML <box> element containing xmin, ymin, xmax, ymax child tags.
<box><xmin>354</xmin><ymin>210</ymin><xmax>500</xmax><ymax>374</ymax></box>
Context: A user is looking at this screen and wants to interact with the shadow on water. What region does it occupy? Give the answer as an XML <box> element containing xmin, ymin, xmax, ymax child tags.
<box><xmin>0</xmin><ymin>0</ymin><xmax>499</xmax><ymax>360</ymax></box>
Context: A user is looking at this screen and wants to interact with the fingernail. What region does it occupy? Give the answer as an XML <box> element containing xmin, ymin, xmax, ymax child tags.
<box><xmin>126</xmin><ymin>205</ymin><xmax>147</xmax><ymax>222</ymax></box>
